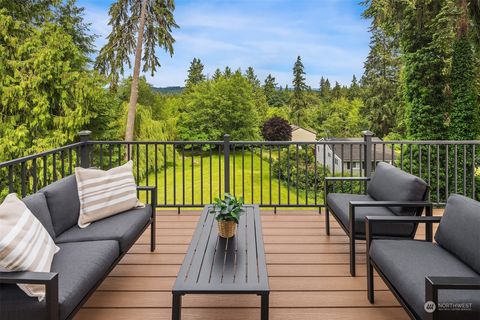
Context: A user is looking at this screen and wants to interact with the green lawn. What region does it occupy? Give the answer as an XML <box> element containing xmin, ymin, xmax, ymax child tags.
<box><xmin>139</xmin><ymin>151</ymin><xmax>321</xmax><ymax>206</ymax></box>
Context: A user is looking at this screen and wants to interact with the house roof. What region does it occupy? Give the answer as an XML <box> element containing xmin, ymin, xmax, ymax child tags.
<box><xmin>323</xmin><ymin>137</ymin><xmax>395</xmax><ymax>161</ymax></box>
<box><xmin>291</xmin><ymin>125</ymin><xmax>317</xmax><ymax>135</ymax></box>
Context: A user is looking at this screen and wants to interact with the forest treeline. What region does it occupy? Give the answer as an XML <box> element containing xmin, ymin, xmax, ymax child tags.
<box><xmin>0</xmin><ymin>0</ymin><xmax>479</xmax><ymax>165</ymax></box>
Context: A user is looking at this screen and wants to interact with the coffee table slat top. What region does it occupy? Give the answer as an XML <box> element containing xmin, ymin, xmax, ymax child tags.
<box><xmin>173</xmin><ymin>205</ymin><xmax>269</xmax><ymax>294</ymax></box>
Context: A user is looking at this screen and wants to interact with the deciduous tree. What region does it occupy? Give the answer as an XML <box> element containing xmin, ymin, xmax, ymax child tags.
<box><xmin>262</xmin><ymin>117</ymin><xmax>292</xmax><ymax>141</ymax></box>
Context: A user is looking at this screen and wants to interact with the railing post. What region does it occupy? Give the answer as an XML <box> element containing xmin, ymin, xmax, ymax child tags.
<box><xmin>223</xmin><ymin>134</ymin><xmax>230</xmax><ymax>194</ymax></box>
<box><xmin>79</xmin><ymin>130</ymin><xmax>92</xmax><ymax>168</ymax></box>
<box><xmin>363</xmin><ymin>130</ymin><xmax>374</xmax><ymax>178</ymax></box>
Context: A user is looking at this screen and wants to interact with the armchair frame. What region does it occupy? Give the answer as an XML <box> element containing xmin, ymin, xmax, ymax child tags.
<box><xmin>365</xmin><ymin>216</ymin><xmax>443</xmax><ymax>319</ymax></box>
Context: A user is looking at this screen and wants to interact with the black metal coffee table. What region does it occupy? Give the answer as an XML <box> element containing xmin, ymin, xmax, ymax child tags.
<box><xmin>172</xmin><ymin>204</ymin><xmax>269</xmax><ymax>320</ymax></box>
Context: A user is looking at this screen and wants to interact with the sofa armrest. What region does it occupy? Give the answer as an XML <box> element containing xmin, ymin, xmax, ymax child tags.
<box><xmin>137</xmin><ymin>186</ymin><xmax>157</xmax><ymax>210</ymax></box>
<box><xmin>425</xmin><ymin>276</ymin><xmax>480</xmax><ymax>320</ymax></box>
<box><xmin>352</xmin><ymin>201</ymin><xmax>434</xmax><ymax>241</ymax></box>
<box><xmin>0</xmin><ymin>271</ymin><xmax>59</xmax><ymax>320</ymax></box>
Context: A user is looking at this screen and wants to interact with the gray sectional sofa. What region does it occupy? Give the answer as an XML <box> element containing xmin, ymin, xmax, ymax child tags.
<box><xmin>0</xmin><ymin>175</ymin><xmax>157</xmax><ymax>320</ymax></box>
<box><xmin>366</xmin><ymin>194</ymin><xmax>480</xmax><ymax>320</ymax></box>
<box><xmin>325</xmin><ymin>162</ymin><xmax>432</xmax><ymax>276</ymax></box>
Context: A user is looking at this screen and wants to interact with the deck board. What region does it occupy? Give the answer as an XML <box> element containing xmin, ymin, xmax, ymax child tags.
<box><xmin>73</xmin><ymin>208</ymin><xmax>438</xmax><ymax>320</ymax></box>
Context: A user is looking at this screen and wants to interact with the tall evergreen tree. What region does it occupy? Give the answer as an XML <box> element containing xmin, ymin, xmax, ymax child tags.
<box><xmin>402</xmin><ymin>3</ymin><xmax>450</xmax><ymax>140</ymax></box>
<box><xmin>348</xmin><ymin>75</ymin><xmax>361</xmax><ymax>100</ymax></box>
<box><xmin>449</xmin><ymin>0</ymin><xmax>479</xmax><ymax>140</ymax></box>
<box><xmin>331</xmin><ymin>81</ymin><xmax>343</xmax><ymax>100</ymax></box>
<box><xmin>291</xmin><ymin>56</ymin><xmax>308</xmax><ymax>124</ymax></box>
<box><xmin>55</xmin><ymin>0</ymin><xmax>96</xmax><ymax>55</ymax></box>
<box><xmin>185</xmin><ymin>57</ymin><xmax>205</xmax><ymax>88</ymax></box>
<box><xmin>1</xmin><ymin>0</ymin><xmax>95</xmax><ymax>56</ymax></box>
<box><xmin>363</xmin><ymin>0</ymin><xmax>454</xmax><ymax>140</ymax></box>
<box><xmin>319</xmin><ymin>77</ymin><xmax>331</xmax><ymax>100</ymax></box>
<box><xmin>361</xmin><ymin>26</ymin><xmax>402</xmax><ymax>137</ymax></box>
<box><xmin>245</xmin><ymin>67</ymin><xmax>261</xmax><ymax>87</ymax></box>
<box><xmin>212</xmin><ymin>68</ymin><xmax>222</xmax><ymax>80</ymax></box>
<box><xmin>95</xmin><ymin>0</ymin><xmax>179</xmax><ymax>143</ymax></box>
<box><xmin>224</xmin><ymin>66</ymin><xmax>232</xmax><ymax>77</ymax></box>
<box><xmin>263</xmin><ymin>74</ymin><xmax>278</xmax><ymax>106</ymax></box>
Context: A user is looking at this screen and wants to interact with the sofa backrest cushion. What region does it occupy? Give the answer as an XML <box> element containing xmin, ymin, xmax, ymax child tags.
<box><xmin>40</xmin><ymin>175</ymin><xmax>80</xmax><ymax>237</ymax></box>
<box><xmin>435</xmin><ymin>194</ymin><xmax>480</xmax><ymax>274</ymax></box>
<box><xmin>22</xmin><ymin>193</ymin><xmax>56</xmax><ymax>240</ymax></box>
<box><xmin>367</xmin><ymin>162</ymin><xmax>428</xmax><ymax>216</ymax></box>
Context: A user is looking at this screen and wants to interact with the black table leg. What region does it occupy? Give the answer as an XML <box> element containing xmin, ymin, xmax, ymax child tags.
<box><xmin>261</xmin><ymin>292</ymin><xmax>269</xmax><ymax>320</ymax></box>
<box><xmin>172</xmin><ymin>293</ymin><xmax>182</xmax><ymax>320</ymax></box>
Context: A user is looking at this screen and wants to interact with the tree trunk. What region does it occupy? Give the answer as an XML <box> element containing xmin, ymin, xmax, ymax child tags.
<box><xmin>125</xmin><ymin>0</ymin><xmax>148</xmax><ymax>142</ymax></box>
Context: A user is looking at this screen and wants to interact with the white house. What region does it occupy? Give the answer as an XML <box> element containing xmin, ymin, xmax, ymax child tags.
<box><xmin>316</xmin><ymin>137</ymin><xmax>394</xmax><ymax>174</ymax></box>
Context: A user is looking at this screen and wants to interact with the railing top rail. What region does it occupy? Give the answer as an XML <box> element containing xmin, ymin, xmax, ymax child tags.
<box><xmin>88</xmin><ymin>140</ymin><xmax>224</xmax><ymax>145</ymax></box>
<box><xmin>230</xmin><ymin>141</ymin><xmax>365</xmax><ymax>145</ymax></box>
<box><xmin>0</xmin><ymin>142</ymin><xmax>84</xmax><ymax>168</ymax></box>
<box><xmin>373</xmin><ymin>140</ymin><xmax>480</xmax><ymax>145</ymax></box>
<box><xmin>87</xmin><ymin>140</ymin><xmax>366</xmax><ymax>145</ymax></box>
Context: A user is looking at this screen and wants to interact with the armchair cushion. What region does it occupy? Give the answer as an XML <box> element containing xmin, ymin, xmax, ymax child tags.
<box><xmin>55</xmin><ymin>205</ymin><xmax>152</xmax><ymax>253</ymax></box>
<box><xmin>435</xmin><ymin>194</ymin><xmax>480</xmax><ymax>274</ymax></box>
<box><xmin>40</xmin><ymin>175</ymin><xmax>80</xmax><ymax>237</ymax></box>
<box><xmin>367</xmin><ymin>162</ymin><xmax>428</xmax><ymax>216</ymax></box>
<box><xmin>370</xmin><ymin>239</ymin><xmax>480</xmax><ymax>319</ymax></box>
<box><xmin>0</xmin><ymin>240</ymin><xmax>119</xmax><ymax>320</ymax></box>
<box><xmin>22</xmin><ymin>193</ymin><xmax>56</xmax><ymax>240</ymax></box>
<box><xmin>326</xmin><ymin>193</ymin><xmax>415</xmax><ymax>237</ymax></box>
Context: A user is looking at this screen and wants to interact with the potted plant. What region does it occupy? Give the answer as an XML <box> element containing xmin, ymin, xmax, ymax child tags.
<box><xmin>209</xmin><ymin>193</ymin><xmax>245</xmax><ymax>238</ymax></box>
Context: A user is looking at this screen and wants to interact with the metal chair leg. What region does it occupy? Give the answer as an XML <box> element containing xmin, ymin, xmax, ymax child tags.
<box><xmin>325</xmin><ymin>207</ymin><xmax>330</xmax><ymax>235</ymax></box>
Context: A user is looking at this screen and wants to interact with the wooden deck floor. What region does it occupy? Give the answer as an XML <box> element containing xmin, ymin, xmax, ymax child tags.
<box><xmin>75</xmin><ymin>208</ymin><xmax>441</xmax><ymax>320</ymax></box>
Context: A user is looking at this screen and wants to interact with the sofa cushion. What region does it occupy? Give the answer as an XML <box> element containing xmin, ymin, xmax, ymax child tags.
<box><xmin>370</xmin><ymin>239</ymin><xmax>480</xmax><ymax>319</ymax></box>
<box><xmin>435</xmin><ymin>194</ymin><xmax>480</xmax><ymax>274</ymax></box>
<box><xmin>0</xmin><ymin>240</ymin><xmax>119</xmax><ymax>320</ymax></box>
<box><xmin>40</xmin><ymin>175</ymin><xmax>80</xmax><ymax>237</ymax></box>
<box><xmin>53</xmin><ymin>241</ymin><xmax>119</xmax><ymax>319</ymax></box>
<box><xmin>367</xmin><ymin>162</ymin><xmax>428</xmax><ymax>216</ymax></box>
<box><xmin>75</xmin><ymin>161</ymin><xmax>142</xmax><ymax>228</ymax></box>
<box><xmin>55</xmin><ymin>205</ymin><xmax>152</xmax><ymax>253</ymax></box>
<box><xmin>0</xmin><ymin>193</ymin><xmax>59</xmax><ymax>300</ymax></box>
<box><xmin>22</xmin><ymin>193</ymin><xmax>56</xmax><ymax>240</ymax></box>
<box><xmin>327</xmin><ymin>193</ymin><xmax>416</xmax><ymax>237</ymax></box>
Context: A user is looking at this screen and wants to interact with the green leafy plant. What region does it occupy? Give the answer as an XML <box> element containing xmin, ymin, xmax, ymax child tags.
<box><xmin>209</xmin><ymin>193</ymin><xmax>245</xmax><ymax>223</ymax></box>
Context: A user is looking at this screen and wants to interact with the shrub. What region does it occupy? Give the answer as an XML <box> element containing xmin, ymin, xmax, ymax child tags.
<box><xmin>272</xmin><ymin>145</ymin><xmax>328</xmax><ymax>193</ymax></box>
<box><xmin>262</xmin><ymin>117</ymin><xmax>292</xmax><ymax>141</ymax></box>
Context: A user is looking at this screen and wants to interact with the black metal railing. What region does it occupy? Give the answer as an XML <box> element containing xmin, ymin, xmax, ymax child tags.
<box><xmin>1</xmin><ymin>130</ymin><xmax>479</xmax><ymax>209</ymax></box>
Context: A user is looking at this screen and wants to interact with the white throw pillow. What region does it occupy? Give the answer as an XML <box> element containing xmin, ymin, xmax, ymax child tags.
<box><xmin>75</xmin><ymin>160</ymin><xmax>143</xmax><ymax>228</ymax></box>
<box><xmin>0</xmin><ymin>193</ymin><xmax>59</xmax><ymax>301</ymax></box>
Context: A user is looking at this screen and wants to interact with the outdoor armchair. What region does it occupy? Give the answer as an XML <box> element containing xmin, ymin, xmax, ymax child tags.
<box><xmin>366</xmin><ymin>194</ymin><xmax>480</xmax><ymax>320</ymax></box>
<box><xmin>324</xmin><ymin>161</ymin><xmax>431</xmax><ymax>276</ymax></box>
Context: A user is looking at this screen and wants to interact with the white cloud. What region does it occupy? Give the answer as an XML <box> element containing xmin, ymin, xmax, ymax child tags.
<box><xmin>80</xmin><ymin>0</ymin><xmax>370</xmax><ymax>87</ymax></box>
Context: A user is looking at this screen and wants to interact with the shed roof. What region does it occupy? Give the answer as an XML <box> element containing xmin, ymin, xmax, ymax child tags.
<box><xmin>323</xmin><ymin>137</ymin><xmax>395</xmax><ymax>161</ymax></box>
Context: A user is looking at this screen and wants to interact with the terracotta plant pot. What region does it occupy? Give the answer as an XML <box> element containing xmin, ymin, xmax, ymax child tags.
<box><xmin>217</xmin><ymin>220</ymin><xmax>237</xmax><ymax>238</ymax></box>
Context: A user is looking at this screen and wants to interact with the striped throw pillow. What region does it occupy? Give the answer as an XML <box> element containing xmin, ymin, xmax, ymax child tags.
<box><xmin>0</xmin><ymin>193</ymin><xmax>59</xmax><ymax>301</ymax></box>
<box><xmin>75</xmin><ymin>160</ymin><xmax>143</xmax><ymax>228</ymax></box>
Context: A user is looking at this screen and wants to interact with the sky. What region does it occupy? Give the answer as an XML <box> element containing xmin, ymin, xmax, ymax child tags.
<box><xmin>77</xmin><ymin>0</ymin><xmax>372</xmax><ymax>88</ymax></box>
